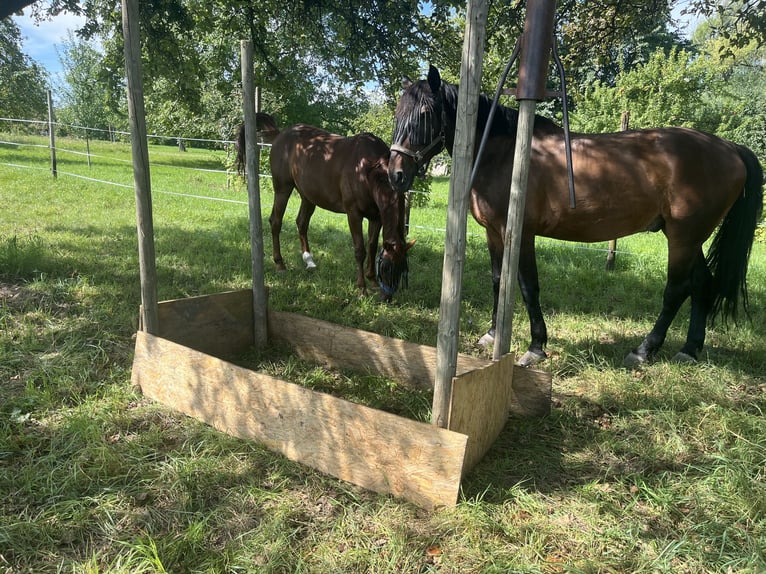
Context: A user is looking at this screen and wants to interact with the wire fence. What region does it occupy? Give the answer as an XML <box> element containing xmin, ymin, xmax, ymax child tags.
<box><xmin>0</xmin><ymin>115</ymin><xmax>655</xmax><ymax>261</ymax></box>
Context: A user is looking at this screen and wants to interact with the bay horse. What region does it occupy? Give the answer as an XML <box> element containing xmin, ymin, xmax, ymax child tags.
<box><xmin>236</xmin><ymin>114</ymin><xmax>413</xmax><ymax>301</ymax></box>
<box><xmin>389</xmin><ymin>65</ymin><xmax>763</xmax><ymax>367</ymax></box>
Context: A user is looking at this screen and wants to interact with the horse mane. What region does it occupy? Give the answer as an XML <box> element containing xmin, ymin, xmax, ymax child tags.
<box><xmin>439</xmin><ymin>80</ymin><xmax>561</xmax><ymax>138</ymax></box>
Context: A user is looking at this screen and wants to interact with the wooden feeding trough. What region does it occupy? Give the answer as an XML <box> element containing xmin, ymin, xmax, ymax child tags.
<box><xmin>124</xmin><ymin>1</ymin><xmax>551</xmax><ymax>511</ymax></box>
<box><xmin>131</xmin><ymin>289</ymin><xmax>551</xmax><ymax>510</ymax></box>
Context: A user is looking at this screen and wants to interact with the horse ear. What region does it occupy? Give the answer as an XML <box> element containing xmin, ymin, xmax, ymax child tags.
<box><xmin>401</xmin><ymin>76</ymin><xmax>412</xmax><ymax>89</ymax></box>
<box><xmin>427</xmin><ymin>65</ymin><xmax>441</xmax><ymax>93</ymax></box>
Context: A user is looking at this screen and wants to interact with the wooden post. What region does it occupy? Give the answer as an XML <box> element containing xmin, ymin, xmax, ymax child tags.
<box><xmin>241</xmin><ymin>40</ymin><xmax>269</xmax><ymax>348</ymax></box>
<box><xmin>606</xmin><ymin>110</ymin><xmax>630</xmax><ymax>271</ymax></box>
<box><xmin>47</xmin><ymin>90</ymin><xmax>57</xmax><ymax>178</ymax></box>
<box><xmin>433</xmin><ymin>0</ymin><xmax>488</xmax><ymax>428</ymax></box>
<box><xmin>493</xmin><ymin>0</ymin><xmax>556</xmax><ymax>360</ymax></box>
<box><xmin>122</xmin><ymin>0</ymin><xmax>159</xmax><ymax>334</ymax></box>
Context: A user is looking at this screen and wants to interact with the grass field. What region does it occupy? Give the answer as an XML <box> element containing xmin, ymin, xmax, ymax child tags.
<box><xmin>1</xmin><ymin>134</ymin><xmax>765</xmax><ymax>573</ymax></box>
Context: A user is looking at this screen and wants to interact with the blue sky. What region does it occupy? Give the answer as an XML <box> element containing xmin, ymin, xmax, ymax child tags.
<box><xmin>13</xmin><ymin>9</ymin><xmax>86</xmax><ymax>82</ymax></box>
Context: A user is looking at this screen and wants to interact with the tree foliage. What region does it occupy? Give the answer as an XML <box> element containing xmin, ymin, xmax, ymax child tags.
<box><xmin>5</xmin><ymin>0</ymin><xmax>766</xmax><ymax>152</ymax></box>
<box><xmin>0</xmin><ymin>18</ymin><xmax>48</xmax><ymax>121</ymax></box>
<box><xmin>55</xmin><ymin>31</ymin><xmax>125</xmax><ymax>137</ymax></box>
<box><xmin>569</xmin><ymin>47</ymin><xmax>721</xmax><ymax>132</ymax></box>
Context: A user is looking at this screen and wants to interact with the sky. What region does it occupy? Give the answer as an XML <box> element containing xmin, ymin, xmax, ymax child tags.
<box><xmin>13</xmin><ymin>9</ymin><xmax>86</xmax><ymax>84</ymax></box>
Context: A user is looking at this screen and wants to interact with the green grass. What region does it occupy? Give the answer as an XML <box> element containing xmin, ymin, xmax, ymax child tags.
<box><xmin>1</xmin><ymin>134</ymin><xmax>765</xmax><ymax>573</ymax></box>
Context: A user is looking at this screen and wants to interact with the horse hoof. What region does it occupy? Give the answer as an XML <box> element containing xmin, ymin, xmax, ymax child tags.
<box><xmin>517</xmin><ymin>350</ymin><xmax>546</xmax><ymax>367</ymax></box>
<box><xmin>302</xmin><ymin>251</ymin><xmax>317</xmax><ymax>270</ymax></box>
<box><xmin>477</xmin><ymin>332</ymin><xmax>494</xmax><ymax>348</ymax></box>
<box><xmin>671</xmin><ymin>352</ymin><xmax>697</xmax><ymax>364</ymax></box>
<box><xmin>623</xmin><ymin>351</ymin><xmax>647</xmax><ymax>368</ymax></box>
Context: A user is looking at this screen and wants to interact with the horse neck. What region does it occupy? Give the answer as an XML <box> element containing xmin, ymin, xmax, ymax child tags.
<box><xmin>377</xmin><ymin>188</ymin><xmax>406</xmax><ymax>244</ymax></box>
<box><xmin>439</xmin><ymin>82</ymin><xmax>561</xmax><ymax>152</ymax></box>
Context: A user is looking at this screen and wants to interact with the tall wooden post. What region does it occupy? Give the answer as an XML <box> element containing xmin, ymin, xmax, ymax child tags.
<box><xmin>47</xmin><ymin>90</ymin><xmax>57</xmax><ymax>178</ymax></box>
<box><xmin>241</xmin><ymin>40</ymin><xmax>269</xmax><ymax>348</ymax></box>
<box><xmin>493</xmin><ymin>0</ymin><xmax>556</xmax><ymax>360</ymax></box>
<box><xmin>123</xmin><ymin>0</ymin><xmax>159</xmax><ymax>334</ymax></box>
<box><xmin>432</xmin><ymin>0</ymin><xmax>488</xmax><ymax>428</ymax></box>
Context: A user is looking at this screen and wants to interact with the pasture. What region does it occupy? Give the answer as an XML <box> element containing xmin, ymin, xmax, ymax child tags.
<box><xmin>1</xmin><ymin>134</ymin><xmax>765</xmax><ymax>573</ymax></box>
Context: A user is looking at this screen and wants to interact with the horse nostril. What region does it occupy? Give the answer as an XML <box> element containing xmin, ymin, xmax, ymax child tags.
<box><xmin>394</xmin><ymin>171</ymin><xmax>404</xmax><ymax>186</ymax></box>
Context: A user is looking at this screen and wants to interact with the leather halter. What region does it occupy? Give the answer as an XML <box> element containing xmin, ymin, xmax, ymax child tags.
<box><xmin>389</xmin><ymin>134</ymin><xmax>444</xmax><ymax>170</ymax></box>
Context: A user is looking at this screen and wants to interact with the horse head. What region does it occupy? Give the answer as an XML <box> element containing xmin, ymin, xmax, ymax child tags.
<box><xmin>376</xmin><ymin>239</ymin><xmax>416</xmax><ymax>302</ymax></box>
<box><xmin>388</xmin><ymin>65</ymin><xmax>446</xmax><ymax>194</ymax></box>
<box><xmin>235</xmin><ymin>113</ymin><xmax>281</xmax><ymax>176</ymax></box>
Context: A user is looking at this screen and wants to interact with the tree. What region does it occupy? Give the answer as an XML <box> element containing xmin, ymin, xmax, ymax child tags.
<box><xmin>569</xmin><ymin>47</ymin><xmax>722</xmax><ymax>133</ymax></box>
<box><xmin>691</xmin><ymin>18</ymin><xmax>766</xmax><ymax>160</ymax></box>
<box><xmin>55</xmin><ymin>30</ymin><xmax>124</xmax><ymax>138</ymax></box>
<box><xmin>0</xmin><ymin>19</ymin><xmax>49</xmax><ymax>121</ymax></box>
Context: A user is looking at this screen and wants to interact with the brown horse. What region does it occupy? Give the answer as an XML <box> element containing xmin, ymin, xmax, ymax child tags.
<box><xmin>389</xmin><ymin>65</ymin><xmax>763</xmax><ymax>366</ymax></box>
<box><xmin>236</xmin><ymin>114</ymin><xmax>412</xmax><ymax>301</ymax></box>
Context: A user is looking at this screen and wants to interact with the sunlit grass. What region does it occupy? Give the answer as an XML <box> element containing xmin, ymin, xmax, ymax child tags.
<box><xmin>1</xmin><ymin>133</ymin><xmax>764</xmax><ymax>573</ymax></box>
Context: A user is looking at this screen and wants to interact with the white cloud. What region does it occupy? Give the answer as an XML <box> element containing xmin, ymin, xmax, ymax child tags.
<box><xmin>13</xmin><ymin>11</ymin><xmax>87</xmax><ymax>78</ymax></box>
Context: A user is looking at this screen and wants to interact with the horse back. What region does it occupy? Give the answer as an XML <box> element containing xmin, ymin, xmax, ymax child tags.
<box><xmin>271</xmin><ymin>125</ymin><xmax>388</xmax><ymax>215</ymax></box>
<box><xmin>519</xmin><ymin>126</ymin><xmax>749</xmax><ymax>242</ymax></box>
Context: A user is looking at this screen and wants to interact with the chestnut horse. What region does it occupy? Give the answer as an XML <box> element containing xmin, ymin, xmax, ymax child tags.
<box><xmin>236</xmin><ymin>114</ymin><xmax>412</xmax><ymax>301</ymax></box>
<box><xmin>389</xmin><ymin>66</ymin><xmax>763</xmax><ymax>366</ymax></box>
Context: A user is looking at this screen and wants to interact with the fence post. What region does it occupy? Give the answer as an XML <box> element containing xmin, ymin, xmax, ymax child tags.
<box><xmin>241</xmin><ymin>40</ymin><xmax>269</xmax><ymax>348</ymax></box>
<box><xmin>433</xmin><ymin>0</ymin><xmax>488</xmax><ymax>428</ymax></box>
<box><xmin>47</xmin><ymin>90</ymin><xmax>57</xmax><ymax>178</ymax></box>
<box><xmin>123</xmin><ymin>0</ymin><xmax>159</xmax><ymax>335</ymax></box>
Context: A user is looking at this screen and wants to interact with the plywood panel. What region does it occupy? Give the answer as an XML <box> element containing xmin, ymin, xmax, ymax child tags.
<box><xmin>132</xmin><ymin>332</ymin><xmax>468</xmax><ymax>510</ymax></box>
<box><xmin>153</xmin><ymin>289</ymin><xmax>254</xmax><ymax>358</ymax></box>
<box><xmin>268</xmin><ymin>309</ymin><xmax>488</xmax><ymax>390</ymax></box>
<box><xmin>448</xmin><ymin>355</ymin><xmax>552</xmax><ymax>475</ymax></box>
<box><xmin>448</xmin><ymin>353</ymin><xmax>515</xmax><ymax>475</ymax></box>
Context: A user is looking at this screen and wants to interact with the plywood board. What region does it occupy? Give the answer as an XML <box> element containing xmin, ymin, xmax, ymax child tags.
<box><xmin>150</xmin><ymin>291</ymin><xmax>551</xmax><ymax>418</ymax></box>
<box><xmin>268</xmin><ymin>309</ymin><xmax>488</xmax><ymax>390</ymax></box>
<box><xmin>448</xmin><ymin>355</ymin><xmax>552</xmax><ymax>475</ymax></box>
<box><xmin>448</xmin><ymin>353</ymin><xmax>515</xmax><ymax>474</ymax></box>
<box><xmin>151</xmin><ymin>289</ymin><xmax>254</xmax><ymax>358</ymax></box>
<box><xmin>132</xmin><ymin>331</ymin><xmax>468</xmax><ymax>510</ymax></box>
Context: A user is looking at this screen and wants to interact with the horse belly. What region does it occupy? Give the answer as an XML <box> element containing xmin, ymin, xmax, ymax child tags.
<box><xmin>291</xmin><ymin>165</ymin><xmax>346</xmax><ymax>213</ymax></box>
<box><xmin>533</xmin><ymin>192</ymin><xmax>661</xmax><ymax>243</ymax></box>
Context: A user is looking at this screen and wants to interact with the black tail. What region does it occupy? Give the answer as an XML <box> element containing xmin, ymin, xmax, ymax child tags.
<box><xmin>706</xmin><ymin>145</ymin><xmax>764</xmax><ymax>324</ymax></box>
<box><xmin>234</xmin><ymin>112</ymin><xmax>280</xmax><ymax>176</ymax></box>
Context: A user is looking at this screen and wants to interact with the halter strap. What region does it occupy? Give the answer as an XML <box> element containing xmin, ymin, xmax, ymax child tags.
<box><xmin>390</xmin><ymin>133</ymin><xmax>444</xmax><ymax>169</ymax></box>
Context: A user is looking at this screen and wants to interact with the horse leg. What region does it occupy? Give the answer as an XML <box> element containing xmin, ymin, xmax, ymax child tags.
<box><xmin>269</xmin><ymin>185</ymin><xmax>292</xmax><ymax>272</ymax></box>
<box><xmin>366</xmin><ymin>217</ymin><xmax>382</xmax><ymax>282</ymax></box>
<box><xmin>516</xmin><ymin>236</ymin><xmax>548</xmax><ymax>366</ymax></box>
<box><xmin>346</xmin><ymin>212</ymin><xmax>368</xmax><ymax>293</ymax></box>
<box><xmin>624</xmin><ymin>243</ymin><xmax>696</xmax><ymax>367</ymax></box>
<box><xmin>674</xmin><ymin>250</ymin><xmax>714</xmax><ymax>362</ymax></box>
<box><xmin>477</xmin><ymin>238</ymin><xmax>503</xmax><ymax>348</ymax></box>
<box><xmin>296</xmin><ymin>197</ymin><xmax>317</xmax><ymax>269</ymax></box>
<box><xmin>478</xmin><ymin>234</ymin><xmax>547</xmax><ymax>366</ymax></box>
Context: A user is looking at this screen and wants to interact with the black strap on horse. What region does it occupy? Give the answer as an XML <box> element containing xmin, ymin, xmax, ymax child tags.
<box><xmin>470</xmin><ymin>31</ymin><xmax>577</xmax><ymax>209</ymax></box>
<box><xmin>390</xmin><ymin>135</ymin><xmax>444</xmax><ymax>177</ymax></box>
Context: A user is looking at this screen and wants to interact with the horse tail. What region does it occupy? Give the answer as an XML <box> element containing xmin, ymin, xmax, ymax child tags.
<box><xmin>234</xmin><ymin>112</ymin><xmax>280</xmax><ymax>176</ymax></box>
<box><xmin>706</xmin><ymin>144</ymin><xmax>764</xmax><ymax>324</ymax></box>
